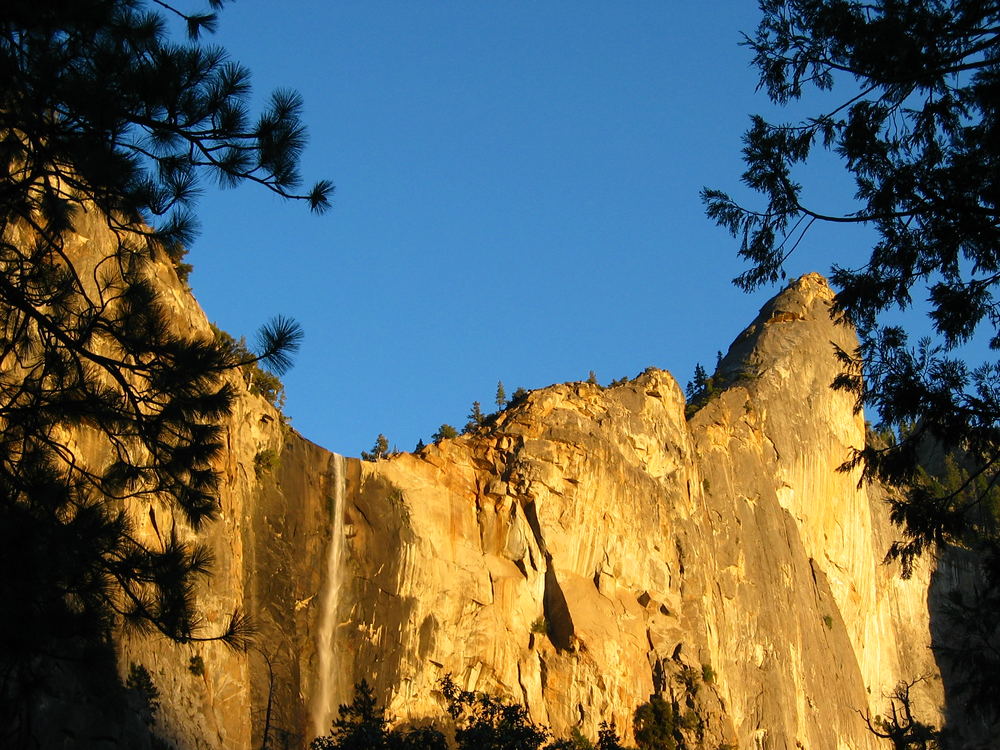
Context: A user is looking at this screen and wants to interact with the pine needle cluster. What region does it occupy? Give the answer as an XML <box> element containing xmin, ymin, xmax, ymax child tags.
<box><xmin>0</xmin><ymin>2</ymin><xmax>327</xmax><ymax>741</ymax></box>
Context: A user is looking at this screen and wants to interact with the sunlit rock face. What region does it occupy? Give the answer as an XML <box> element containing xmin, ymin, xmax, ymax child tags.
<box><xmin>41</xmin><ymin>215</ymin><xmax>938</xmax><ymax>750</ymax></box>
<box><xmin>236</xmin><ymin>273</ymin><xmax>939</xmax><ymax>750</ymax></box>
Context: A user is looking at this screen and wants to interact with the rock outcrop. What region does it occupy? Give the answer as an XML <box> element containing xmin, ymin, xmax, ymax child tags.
<box><xmin>234</xmin><ymin>273</ymin><xmax>940</xmax><ymax>750</ymax></box>
<box><xmin>19</xmin><ymin>207</ymin><xmax>942</xmax><ymax>750</ymax></box>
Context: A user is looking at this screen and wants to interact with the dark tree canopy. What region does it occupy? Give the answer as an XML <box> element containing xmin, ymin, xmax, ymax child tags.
<box><xmin>0</xmin><ymin>1</ymin><xmax>329</xmax><ymax>743</ymax></box>
<box><xmin>704</xmin><ymin>0</ymin><xmax>999</xmax><ymax>739</ymax></box>
<box><xmin>2</xmin><ymin>0</ymin><xmax>331</xmax><ymax>258</ymax></box>
<box><xmin>705</xmin><ymin>0</ymin><xmax>1000</xmax><ymax>563</ymax></box>
<box><xmin>310</xmin><ymin>679</ymin><xmax>448</xmax><ymax>750</ymax></box>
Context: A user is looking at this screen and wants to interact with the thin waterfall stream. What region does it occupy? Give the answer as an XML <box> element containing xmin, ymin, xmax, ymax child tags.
<box><xmin>309</xmin><ymin>453</ymin><xmax>346</xmax><ymax>740</ymax></box>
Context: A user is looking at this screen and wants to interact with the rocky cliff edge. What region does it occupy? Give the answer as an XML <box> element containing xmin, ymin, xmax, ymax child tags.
<box><xmin>238</xmin><ymin>273</ymin><xmax>940</xmax><ymax>750</ymax></box>
<box><xmin>37</xmin><ymin>212</ymin><xmax>941</xmax><ymax>750</ymax></box>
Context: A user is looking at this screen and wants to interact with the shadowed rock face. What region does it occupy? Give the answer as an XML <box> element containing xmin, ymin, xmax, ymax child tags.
<box><xmin>26</xmin><ymin>216</ymin><xmax>940</xmax><ymax>750</ymax></box>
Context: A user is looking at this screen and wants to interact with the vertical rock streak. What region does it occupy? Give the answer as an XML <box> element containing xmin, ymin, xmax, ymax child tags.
<box><xmin>310</xmin><ymin>452</ymin><xmax>346</xmax><ymax>740</ymax></box>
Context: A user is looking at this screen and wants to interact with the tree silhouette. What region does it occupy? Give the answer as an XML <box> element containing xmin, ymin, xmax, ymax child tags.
<box><xmin>0</xmin><ymin>1</ymin><xmax>329</xmax><ymax>742</ymax></box>
<box><xmin>704</xmin><ymin>0</ymin><xmax>1000</xmax><ymax>561</ymax></box>
<box><xmin>704</xmin><ymin>0</ymin><xmax>1000</xmax><ymax>737</ymax></box>
<box><xmin>310</xmin><ymin>680</ymin><xmax>447</xmax><ymax>750</ymax></box>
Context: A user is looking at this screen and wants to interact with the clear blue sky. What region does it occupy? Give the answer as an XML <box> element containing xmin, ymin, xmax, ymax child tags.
<box><xmin>184</xmin><ymin>1</ymin><xmax>876</xmax><ymax>457</ymax></box>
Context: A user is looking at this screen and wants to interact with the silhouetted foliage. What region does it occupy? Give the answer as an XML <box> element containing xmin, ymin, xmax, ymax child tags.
<box><xmin>0</xmin><ymin>1</ymin><xmax>328</xmax><ymax>743</ymax></box>
<box><xmin>705</xmin><ymin>0</ymin><xmax>1000</xmax><ymax>550</ymax></box>
<box><xmin>310</xmin><ymin>679</ymin><xmax>447</xmax><ymax>750</ymax></box>
<box><xmin>313</xmin><ymin>677</ymin><xmax>726</xmax><ymax>750</ymax></box>
<box><xmin>212</xmin><ymin>324</ymin><xmax>289</xmax><ymax>411</ymax></box>
<box><xmin>705</xmin><ymin>2</ymin><xmax>1000</xmax><ymax>737</ymax></box>
<box><xmin>915</xmin><ymin>450</ymin><xmax>1000</xmax><ymax>736</ymax></box>
<box><xmin>860</xmin><ymin>678</ymin><xmax>940</xmax><ymax>750</ymax></box>
<box><xmin>441</xmin><ymin>674</ymin><xmax>551</xmax><ymax>750</ymax></box>
<box><xmin>496</xmin><ymin>381</ymin><xmax>507</xmax><ymax>410</ymax></box>
<box><xmin>596</xmin><ymin>722</ymin><xmax>626</xmax><ymax>750</ymax></box>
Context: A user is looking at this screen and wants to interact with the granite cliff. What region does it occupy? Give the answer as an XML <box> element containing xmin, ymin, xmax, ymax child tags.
<box><xmin>23</xmin><ymin>212</ymin><xmax>944</xmax><ymax>749</ymax></box>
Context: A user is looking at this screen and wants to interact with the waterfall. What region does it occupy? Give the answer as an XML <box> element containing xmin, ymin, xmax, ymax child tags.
<box><xmin>310</xmin><ymin>452</ymin><xmax>346</xmax><ymax>740</ymax></box>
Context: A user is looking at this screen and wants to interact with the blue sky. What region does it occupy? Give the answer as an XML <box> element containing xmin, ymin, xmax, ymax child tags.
<box><xmin>185</xmin><ymin>1</ymin><xmax>877</xmax><ymax>456</ymax></box>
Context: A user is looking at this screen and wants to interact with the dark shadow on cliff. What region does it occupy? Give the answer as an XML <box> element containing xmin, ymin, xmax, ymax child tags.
<box><xmin>0</xmin><ymin>635</ymin><xmax>159</xmax><ymax>750</ymax></box>
<box><xmin>927</xmin><ymin>544</ymin><xmax>1000</xmax><ymax>749</ymax></box>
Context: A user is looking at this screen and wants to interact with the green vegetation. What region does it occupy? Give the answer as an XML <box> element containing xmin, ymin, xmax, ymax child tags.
<box><xmin>311</xmin><ymin>677</ymin><xmax>722</xmax><ymax>750</ymax></box>
<box><xmin>464</xmin><ymin>402</ymin><xmax>486</xmax><ymax>434</ymax></box>
<box><xmin>361</xmin><ymin>434</ymin><xmax>391</xmax><ymax>462</ymax></box>
<box><xmin>708</xmin><ymin>3</ymin><xmax>1000</xmax><ymax>733</ymax></box>
<box><xmin>822</xmin><ymin>615</ymin><xmax>833</xmax><ymax>631</ymax></box>
<box><xmin>496</xmin><ymin>381</ymin><xmax>507</xmax><ymax>410</ymax></box>
<box><xmin>633</xmin><ymin>694</ymin><xmax>680</xmax><ymax>750</ymax></box>
<box><xmin>211</xmin><ymin>324</ymin><xmax>290</xmax><ymax>412</ymax></box>
<box><xmin>684</xmin><ymin>364</ymin><xmax>717</xmax><ymax>419</ymax></box>
<box><xmin>630</xmin><ymin>664</ymin><xmax>715</xmax><ymax>750</ymax></box>
<box><xmin>530</xmin><ymin>616</ymin><xmax>550</xmax><ymax>635</ymax></box>
<box><xmin>1</xmin><ymin>3</ymin><xmax>327</xmax><ymax>737</ymax></box>
<box><xmin>701</xmin><ymin>664</ymin><xmax>715</xmax><ymax>685</ymax></box>
<box><xmin>684</xmin><ymin>355</ymin><xmax>724</xmax><ymax>419</ymax></box>
<box><xmin>254</xmin><ymin>448</ymin><xmax>280</xmax><ymax>479</ymax></box>
<box><xmin>587</xmin><ymin>371</ymin><xmax>599</xmax><ymax>385</ymax></box>
<box><xmin>433</xmin><ymin>424</ymin><xmax>459</xmax><ymax>443</ymax></box>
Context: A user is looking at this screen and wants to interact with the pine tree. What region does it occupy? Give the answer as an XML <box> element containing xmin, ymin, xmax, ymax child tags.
<box><xmin>432</xmin><ymin>424</ymin><xmax>458</xmax><ymax>443</ymax></box>
<box><xmin>441</xmin><ymin>674</ymin><xmax>550</xmax><ymax>750</ymax></box>
<box><xmin>0</xmin><ymin>2</ymin><xmax>329</xmax><ymax>740</ymax></box>
<box><xmin>495</xmin><ymin>381</ymin><xmax>507</xmax><ymax>409</ymax></box>
<box><xmin>703</xmin><ymin>0</ymin><xmax>1000</xmax><ymax>565</ymax></box>
<box><xmin>464</xmin><ymin>401</ymin><xmax>485</xmax><ymax>433</ymax></box>
<box><xmin>685</xmin><ymin>364</ymin><xmax>709</xmax><ymax>403</ymax></box>
<box><xmin>705</xmin><ymin>0</ymin><xmax>1000</xmax><ymax>738</ymax></box>
<box><xmin>361</xmin><ymin>434</ymin><xmax>390</xmax><ymax>462</ymax></box>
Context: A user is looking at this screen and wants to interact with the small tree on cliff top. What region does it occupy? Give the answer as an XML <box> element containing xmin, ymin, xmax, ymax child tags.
<box><xmin>464</xmin><ymin>401</ymin><xmax>485</xmax><ymax>433</ymax></box>
<box><xmin>0</xmin><ymin>1</ymin><xmax>330</xmax><ymax>739</ymax></box>
<box><xmin>433</xmin><ymin>424</ymin><xmax>458</xmax><ymax>443</ymax></box>
<box><xmin>362</xmin><ymin>434</ymin><xmax>391</xmax><ymax>462</ymax></box>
